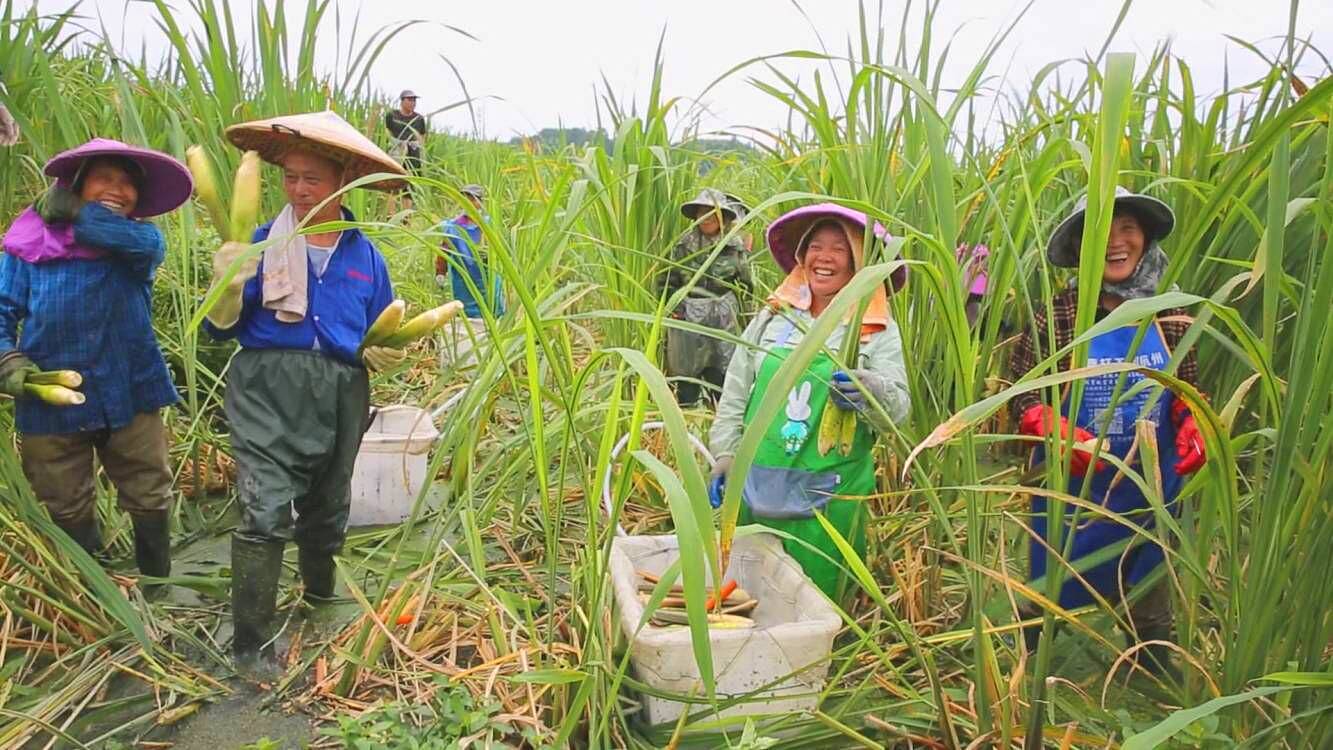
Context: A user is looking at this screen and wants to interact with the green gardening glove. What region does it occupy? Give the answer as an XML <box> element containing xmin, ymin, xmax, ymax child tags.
<box><xmin>33</xmin><ymin>185</ymin><xmax>83</xmax><ymax>224</ymax></box>
<box><xmin>0</xmin><ymin>351</ymin><xmax>38</xmax><ymax>398</ymax></box>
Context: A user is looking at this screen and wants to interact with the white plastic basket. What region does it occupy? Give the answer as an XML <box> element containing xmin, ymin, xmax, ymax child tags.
<box><xmin>348</xmin><ymin>405</ymin><xmax>441</xmax><ymax>526</ymax></box>
<box><xmin>609</xmin><ymin>533</ymin><xmax>842</xmax><ymax>726</ymax></box>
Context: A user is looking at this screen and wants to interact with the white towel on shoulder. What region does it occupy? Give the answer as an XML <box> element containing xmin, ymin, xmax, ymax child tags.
<box><xmin>261</xmin><ymin>204</ymin><xmax>308</xmax><ymax>323</ymax></box>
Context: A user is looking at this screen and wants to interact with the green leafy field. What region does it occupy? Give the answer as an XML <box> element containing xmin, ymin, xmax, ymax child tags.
<box><xmin>0</xmin><ymin>1</ymin><xmax>1329</xmax><ymax>747</ymax></box>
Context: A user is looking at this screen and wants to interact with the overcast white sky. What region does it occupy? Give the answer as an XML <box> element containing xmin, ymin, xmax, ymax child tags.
<box><xmin>27</xmin><ymin>0</ymin><xmax>1333</xmax><ymax>140</ymax></box>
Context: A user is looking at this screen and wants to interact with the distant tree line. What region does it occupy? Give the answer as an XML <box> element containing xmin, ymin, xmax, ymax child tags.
<box><xmin>509</xmin><ymin>128</ymin><xmax>755</xmax><ymax>155</ymax></box>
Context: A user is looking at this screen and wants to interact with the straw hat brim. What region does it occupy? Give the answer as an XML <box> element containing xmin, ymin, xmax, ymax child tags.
<box><xmin>1047</xmin><ymin>193</ymin><xmax>1175</xmax><ymax>267</ymax></box>
<box><xmin>225</xmin><ymin>110</ymin><xmax>408</xmax><ymax>193</ymax></box>
<box><xmin>680</xmin><ymin>201</ymin><xmax>737</xmax><ymax>221</ymax></box>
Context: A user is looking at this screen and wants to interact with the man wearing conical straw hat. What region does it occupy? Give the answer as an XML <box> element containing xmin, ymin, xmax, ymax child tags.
<box><xmin>201</xmin><ymin>110</ymin><xmax>408</xmax><ymax>679</ymax></box>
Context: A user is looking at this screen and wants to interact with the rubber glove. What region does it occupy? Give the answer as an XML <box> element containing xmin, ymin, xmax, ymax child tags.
<box><xmin>0</xmin><ymin>351</ymin><xmax>38</xmax><ymax>398</ymax></box>
<box><xmin>830</xmin><ymin>371</ymin><xmax>865</xmax><ymax>411</ymax></box>
<box><xmin>0</xmin><ymin>104</ymin><xmax>18</xmax><ymax>147</ymax></box>
<box><xmin>1171</xmin><ymin>399</ymin><xmax>1205</xmax><ymax>475</ymax></box>
<box><xmin>205</xmin><ymin>241</ymin><xmax>259</xmax><ymax>329</ymax></box>
<box><xmin>34</xmin><ymin>185</ymin><xmax>83</xmax><ymax>224</ymax></box>
<box><xmin>362</xmin><ymin>345</ymin><xmax>406</xmax><ymax>372</ymax></box>
<box><xmin>1018</xmin><ymin>404</ymin><xmax>1104</xmax><ymax>477</ymax></box>
<box><xmin>708</xmin><ymin>455</ymin><xmax>732</xmax><ymax>509</ymax></box>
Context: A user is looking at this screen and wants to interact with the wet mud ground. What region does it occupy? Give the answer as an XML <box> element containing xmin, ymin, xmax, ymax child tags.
<box><xmin>49</xmin><ymin>490</ymin><xmax>447</xmax><ymax>750</ymax></box>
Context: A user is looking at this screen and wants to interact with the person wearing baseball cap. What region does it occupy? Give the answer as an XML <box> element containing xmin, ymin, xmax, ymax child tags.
<box><xmin>436</xmin><ymin>184</ymin><xmax>502</xmax><ymax>369</ymax></box>
<box><xmin>386</xmin><ymin>90</ymin><xmax>426</xmax><ymax>172</ymax></box>
<box><xmin>385</xmin><ymin>89</ymin><xmax>426</xmax><ymax>209</ymax></box>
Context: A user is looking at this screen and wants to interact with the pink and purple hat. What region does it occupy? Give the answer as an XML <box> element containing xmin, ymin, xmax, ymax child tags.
<box><xmin>957</xmin><ymin>243</ymin><xmax>989</xmax><ymax>296</ymax></box>
<box><xmin>765</xmin><ymin>202</ymin><xmax>908</xmax><ymax>291</ymax></box>
<box><xmin>43</xmin><ymin>138</ymin><xmax>193</xmax><ymax>219</ymax></box>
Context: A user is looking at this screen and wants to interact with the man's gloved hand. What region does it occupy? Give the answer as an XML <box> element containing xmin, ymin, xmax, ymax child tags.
<box><xmin>0</xmin><ymin>351</ymin><xmax>38</xmax><ymax>398</ymax></box>
<box><xmin>205</xmin><ymin>241</ymin><xmax>260</xmax><ymax>329</ymax></box>
<box><xmin>362</xmin><ymin>345</ymin><xmax>406</xmax><ymax>373</ymax></box>
<box><xmin>708</xmin><ymin>455</ymin><xmax>733</xmax><ymax>509</ymax></box>
<box><xmin>1018</xmin><ymin>404</ymin><xmax>1105</xmax><ymax>477</ymax></box>
<box><xmin>33</xmin><ymin>185</ymin><xmax>83</xmax><ymax>224</ymax></box>
<box><xmin>1171</xmin><ymin>399</ymin><xmax>1206</xmax><ymax>475</ymax></box>
<box><xmin>0</xmin><ymin>103</ymin><xmax>19</xmax><ymax>147</ymax></box>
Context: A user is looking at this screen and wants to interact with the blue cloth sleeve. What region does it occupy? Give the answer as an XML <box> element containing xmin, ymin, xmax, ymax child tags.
<box><xmin>72</xmin><ymin>203</ymin><xmax>166</xmax><ymax>281</ymax></box>
<box><xmin>0</xmin><ymin>253</ymin><xmax>30</xmax><ymax>352</ymax></box>
<box><xmin>441</xmin><ymin>222</ymin><xmax>464</xmax><ymax>258</ymax></box>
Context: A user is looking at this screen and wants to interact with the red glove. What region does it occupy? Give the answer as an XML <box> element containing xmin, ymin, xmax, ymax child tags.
<box><xmin>1171</xmin><ymin>399</ymin><xmax>1205</xmax><ymax>475</ymax></box>
<box><xmin>1018</xmin><ymin>404</ymin><xmax>1105</xmax><ymax>477</ymax></box>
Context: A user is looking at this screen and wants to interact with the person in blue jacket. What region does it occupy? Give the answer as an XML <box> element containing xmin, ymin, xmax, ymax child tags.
<box><xmin>201</xmin><ymin>111</ymin><xmax>409</xmax><ymax>679</ymax></box>
<box><xmin>0</xmin><ymin>138</ymin><xmax>192</xmax><ymax>595</ymax></box>
<box><xmin>434</xmin><ymin>183</ymin><xmax>503</xmax><ymax>368</ymax></box>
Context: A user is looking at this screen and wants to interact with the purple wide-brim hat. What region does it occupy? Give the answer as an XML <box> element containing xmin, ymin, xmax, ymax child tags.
<box><xmin>44</xmin><ymin>138</ymin><xmax>193</xmax><ymax>219</ymax></box>
<box><xmin>766</xmin><ymin>202</ymin><xmax>907</xmax><ymax>291</ymax></box>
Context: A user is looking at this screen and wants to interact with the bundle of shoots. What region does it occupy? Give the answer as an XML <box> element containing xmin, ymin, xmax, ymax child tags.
<box><xmin>358</xmin><ymin>300</ymin><xmax>465</xmax><ymax>353</ymax></box>
<box><xmin>23</xmin><ymin>370</ymin><xmax>85</xmax><ymax>406</ymax></box>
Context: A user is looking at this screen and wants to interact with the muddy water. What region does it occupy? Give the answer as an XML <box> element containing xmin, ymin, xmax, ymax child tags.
<box><xmin>66</xmin><ymin>487</ymin><xmax>450</xmax><ymax>750</ymax></box>
<box><xmin>148</xmin><ymin>690</ymin><xmax>318</xmax><ymax>749</ymax></box>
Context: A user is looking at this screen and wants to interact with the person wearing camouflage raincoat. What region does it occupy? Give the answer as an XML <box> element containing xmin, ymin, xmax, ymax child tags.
<box><xmin>662</xmin><ymin>188</ymin><xmax>752</xmax><ymax>405</ymax></box>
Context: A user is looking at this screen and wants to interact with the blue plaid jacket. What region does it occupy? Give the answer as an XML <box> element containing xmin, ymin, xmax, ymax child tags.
<box><xmin>0</xmin><ymin>203</ymin><xmax>178</xmax><ymax>434</ymax></box>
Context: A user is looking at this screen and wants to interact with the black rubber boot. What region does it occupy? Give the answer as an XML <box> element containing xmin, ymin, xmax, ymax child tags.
<box><xmin>674</xmin><ymin>381</ymin><xmax>701</xmax><ymax>407</ymax></box>
<box><xmin>1016</xmin><ymin>606</ymin><xmax>1046</xmax><ymax>653</ymax></box>
<box><xmin>1022</xmin><ymin>621</ymin><xmax>1042</xmax><ymax>653</ymax></box>
<box><xmin>230</xmin><ymin>536</ymin><xmax>286</xmax><ymax>682</ymax></box>
<box><xmin>298</xmin><ymin>548</ymin><xmax>336</xmax><ymax>604</ymax></box>
<box><xmin>1130</xmin><ymin>624</ymin><xmax>1181</xmax><ymax>681</ymax></box>
<box><xmin>58</xmin><ymin>517</ymin><xmax>109</xmax><ymax>563</ymax></box>
<box><xmin>132</xmin><ymin>512</ymin><xmax>172</xmax><ymax>599</ymax></box>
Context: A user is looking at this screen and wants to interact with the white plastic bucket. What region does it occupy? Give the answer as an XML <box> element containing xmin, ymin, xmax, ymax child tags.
<box><xmin>609</xmin><ymin>533</ymin><xmax>842</xmax><ymax>726</ymax></box>
<box><xmin>348</xmin><ymin>405</ymin><xmax>440</xmax><ymax>526</ymax></box>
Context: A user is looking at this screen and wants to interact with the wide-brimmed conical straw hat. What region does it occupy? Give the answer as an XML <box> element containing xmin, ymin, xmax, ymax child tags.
<box><xmin>225</xmin><ymin>110</ymin><xmax>408</xmax><ymax>192</ymax></box>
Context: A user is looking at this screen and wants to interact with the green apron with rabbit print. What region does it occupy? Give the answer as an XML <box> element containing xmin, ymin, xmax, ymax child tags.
<box><xmin>740</xmin><ymin>341</ymin><xmax>876</xmax><ymax>602</ymax></box>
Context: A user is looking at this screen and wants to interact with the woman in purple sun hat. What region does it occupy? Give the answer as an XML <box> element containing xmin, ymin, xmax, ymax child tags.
<box><xmin>707</xmin><ymin>201</ymin><xmax>910</xmax><ymax>602</ymax></box>
<box><xmin>0</xmin><ymin>137</ymin><xmax>192</xmax><ymax>596</ymax></box>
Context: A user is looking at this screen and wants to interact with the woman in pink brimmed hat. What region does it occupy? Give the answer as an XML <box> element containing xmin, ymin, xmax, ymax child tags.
<box><xmin>0</xmin><ymin>138</ymin><xmax>193</xmax><ymax>596</ymax></box>
<box><xmin>706</xmin><ymin>202</ymin><xmax>910</xmax><ymax>601</ymax></box>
